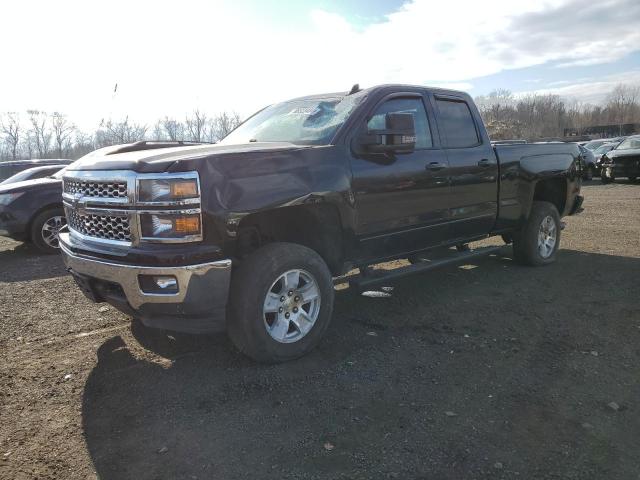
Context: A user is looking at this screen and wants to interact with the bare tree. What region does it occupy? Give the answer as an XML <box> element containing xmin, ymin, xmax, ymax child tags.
<box><xmin>69</xmin><ymin>130</ymin><xmax>95</xmax><ymax>159</ymax></box>
<box><xmin>152</xmin><ymin>122</ymin><xmax>165</xmax><ymax>141</ymax></box>
<box><xmin>210</xmin><ymin>111</ymin><xmax>241</xmax><ymax>142</ymax></box>
<box><xmin>0</xmin><ymin>112</ymin><xmax>21</xmax><ymax>160</ymax></box>
<box><xmin>96</xmin><ymin>117</ymin><xmax>147</xmax><ymax>147</ymax></box>
<box><xmin>186</xmin><ymin>110</ymin><xmax>207</xmax><ymax>142</ymax></box>
<box><xmin>51</xmin><ymin>112</ymin><xmax>75</xmax><ymax>158</ymax></box>
<box><xmin>160</xmin><ymin>117</ymin><xmax>184</xmax><ymax>141</ymax></box>
<box><xmin>606</xmin><ymin>84</ymin><xmax>640</xmax><ymax>133</ymax></box>
<box><xmin>27</xmin><ymin>110</ymin><xmax>52</xmax><ymax>158</ymax></box>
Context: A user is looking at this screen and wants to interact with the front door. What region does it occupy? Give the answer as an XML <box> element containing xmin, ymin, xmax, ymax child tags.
<box><xmin>350</xmin><ymin>94</ymin><xmax>450</xmax><ymax>262</ymax></box>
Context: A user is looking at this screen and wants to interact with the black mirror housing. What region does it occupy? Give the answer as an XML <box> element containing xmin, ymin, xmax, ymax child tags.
<box><xmin>358</xmin><ymin>112</ymin><xmax>416</xmax><ymax>154</ymax></box>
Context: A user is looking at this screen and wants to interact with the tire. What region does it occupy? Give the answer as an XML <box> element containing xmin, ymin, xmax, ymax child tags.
<box><xmin>227</xmin><ymin>242</ymin><xmax>335</xmax><ymax>363</ymax></box>
<box><xmin>30</xmin><ymin>208</ymin><xmax>66</xmax><ymax>254</ymax></box>
<box><xmin>512</xmin><ymin>201</ymin><xmax>561</xmax><ymax>266</ymax></box>
<box><xmin>583</xmin><ymin>165</ymin><xmax>594</xmax><ymax>181</ymax></box>
<box><xmin>600</xmin><ymin>170</ymin><xmax>614</xmax><ymax>184</ymax></box>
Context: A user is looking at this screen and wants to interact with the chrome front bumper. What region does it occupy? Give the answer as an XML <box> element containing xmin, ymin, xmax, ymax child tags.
<box><xmin>59</xmin><ymin>232</ymin><xmax>232</xmax><ymax>333</ymax></box>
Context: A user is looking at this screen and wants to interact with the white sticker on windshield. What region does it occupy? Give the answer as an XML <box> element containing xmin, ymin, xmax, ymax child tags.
<box><xmin>288</xmin><ymin>106</ymin><xmax>320</xmax><ymax>116</ymax></box>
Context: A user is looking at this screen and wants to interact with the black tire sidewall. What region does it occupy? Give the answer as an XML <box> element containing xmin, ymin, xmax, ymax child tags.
<box><xmin>228</xmin><ymin>243</ymin><xmax>335</xmax><ymax>363</ymax></box>
<box><xmin>513</xmin><ymin>201</ymin><xmax>561</xmax><ymax>266</ymax></box>
<box><xmin>30</xmin><ymin>208</ymin><xmax>65</xmax><ymax>254</ymax></box>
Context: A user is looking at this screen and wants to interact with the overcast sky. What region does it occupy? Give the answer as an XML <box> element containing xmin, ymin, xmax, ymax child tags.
<box><xmin>1</xmin><ymin>0</ymin><xmax>639</xmax><ymax>130</ymax></box>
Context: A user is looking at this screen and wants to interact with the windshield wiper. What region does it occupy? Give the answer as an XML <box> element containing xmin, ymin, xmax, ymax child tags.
<box><xmin>249</xmin><ymin>138</ymin><xmax>258</xmax><ymax>142</ymax></box>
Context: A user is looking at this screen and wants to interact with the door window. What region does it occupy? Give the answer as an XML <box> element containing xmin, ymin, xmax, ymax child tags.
<box><xmin>367</xmin><ymin>97</ymin><xmax>433</xmax><ymax>149</ymax></box>
<box><xmin>435</xmin><ymin>98</ymin><xmax>480</xmax><ymax>148</ymax></box>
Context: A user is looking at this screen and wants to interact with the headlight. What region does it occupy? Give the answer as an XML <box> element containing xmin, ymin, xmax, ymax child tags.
<box><xmin>0</xmin><ymin>192</ymin><xmax>24</xmax><ymax>206</ymax></box>
<box><xmin>138</xmin><ymin>178</ymin><xmax>199</xmax><ymax>202</ymax></box>
<box><xmin>139</xmin><ymin>213</ymin><xmax>201</xmax><ymax>240</ymax></box>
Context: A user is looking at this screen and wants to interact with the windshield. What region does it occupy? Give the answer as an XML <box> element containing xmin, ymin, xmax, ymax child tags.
<box><xmin>219</xmin><ymin>92</ymin><xmax>367</xmax><ymax>146</ymax></box>
<box><xmin>594</xmin><ymin>144</ymin><xmax>615</xmax><ymax>155</ymax></box>
<box><xmin>616</xmin><ymin>137</ymin><xmax>640</xmax><ymax>150</ymax></box>
<box><xmin>584</xmin><ymin>140</ymin><xmax>606</xmax><ymax>150</ymax></box>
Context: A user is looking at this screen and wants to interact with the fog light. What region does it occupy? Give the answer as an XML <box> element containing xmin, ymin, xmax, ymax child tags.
<box><xmin>139</xmin><ymin>275</ymin><xmax>179</xmax><ymax>294</ymax></box>
<box><xmin>156</xmin><ymin>276</ymin><xmax>177</xmax><ymax>289</ymax></box>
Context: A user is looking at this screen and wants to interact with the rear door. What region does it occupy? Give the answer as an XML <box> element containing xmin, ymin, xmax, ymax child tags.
<box><xmin>350</xmin><ymin>92</ymin><xmax>451</xmax><ymax>261</ymax></box>
<box><xmin>432</xmin><ymin>94</ymin><xmax>498</xmax><ymax>239</ymax></box>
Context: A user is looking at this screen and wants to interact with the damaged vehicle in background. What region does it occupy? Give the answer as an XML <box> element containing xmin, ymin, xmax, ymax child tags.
<box><xmin>592</xmin><ymin>142</ymin><xmax>619</xmax><ymax>174</ymax></box>
<box><xmin>577</xmin><ymin>144</ymin><xmax>597</xmax><ymax>180</ymax></box>
<box><xmin>600</xmin><ymin>135</ymin><xmax>640</xmax><ymax>183</ymax></box>
<box><xmin>58</xmin><ymin>84</ymin><xmax>583</xmax><ymax>363</ymax></box>
<box><xmin>582</xmin><ymin>137</ymin><xmax>625</xmax><ymax>152</ymax></box>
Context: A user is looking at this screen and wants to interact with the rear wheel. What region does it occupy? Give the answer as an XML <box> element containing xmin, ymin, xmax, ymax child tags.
<box><xmin>228</xmin><ymin>242</ymin><xmax>335</xmax><ymax>363</ymax></box>
<box><xmin>30</xmin><ymin>208</ymin><xmax>66</xmax><ymax>254</ymax></box>
<box><xmin>513</xmin><ymin>201</ymin><xmax>560</xmax><ymax>266</ymax></box>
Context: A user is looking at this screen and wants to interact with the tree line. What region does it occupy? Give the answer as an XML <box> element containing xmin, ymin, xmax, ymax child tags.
<box><xmin>0</xmin><ymin>110</ymin><xmax>241</xmax><ymax>161</ymax></box>
<box><xmin>2</xmin><ymin>83</ymin><xmax>640</xmax><ymax>160</ymax></box>
<box><xmin>475</xmin><ymin>83</ymin><xmax>640</xmax><ymax>140</ymax></box>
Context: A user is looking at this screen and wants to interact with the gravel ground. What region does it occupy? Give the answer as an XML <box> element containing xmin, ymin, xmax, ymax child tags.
<box><xmin>1</xmin><ymin>181</ymin><xmax>639</xmax><ymax>480</ymax></box>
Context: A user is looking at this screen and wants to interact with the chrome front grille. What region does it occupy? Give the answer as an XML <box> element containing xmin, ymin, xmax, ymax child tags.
<box><xmin>66</xmin><ymin>208</ymin><xmax>132</xmax><ymax>242</ymax></box>
<box><xmin>64</xmin><ymin>179</ymin><xmax>128</xmax><ymax>199</ymax></box>
<box><xmin>63</xmin><ymin>170</ymin><xmax>201</xmax><ymax>246</ymax></box>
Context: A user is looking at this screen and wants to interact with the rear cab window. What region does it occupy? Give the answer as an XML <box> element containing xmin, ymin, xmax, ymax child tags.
<box><xmin>435</xmin><ymin>98</ymin><xmax>480</xmax><ymax>148</ymax></box>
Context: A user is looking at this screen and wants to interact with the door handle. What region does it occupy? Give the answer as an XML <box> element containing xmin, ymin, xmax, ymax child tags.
<box><xmin>477</xmin><ymin>159</ymin><xmax>491</xmax><ymax>167</ymax></box>
<box><xmin>427</xmin><ymin>162</ymin><xmax>446</xmax><ymax>171</ymax></box>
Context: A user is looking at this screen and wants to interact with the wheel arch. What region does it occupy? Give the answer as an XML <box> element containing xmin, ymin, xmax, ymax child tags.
<box><xmin>233</xmin><ymin>203</ymin><xmax>346</xmax><ymax>275</ymax></box>
<box><xmin>25</xmin><ymin>202</ymin><xmax>64</xmax><ymax>241</ymax></box>
<box><xmin>532</xmin><ymin>178</ymin><xmax>568</xmax><ymax>217</ymax></box>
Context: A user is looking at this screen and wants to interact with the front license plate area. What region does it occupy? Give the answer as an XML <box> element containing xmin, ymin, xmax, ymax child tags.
<box><xmin>70</xmin><ymin>271</ymin><xmax>101</xmax><ymax>303</ymax></box>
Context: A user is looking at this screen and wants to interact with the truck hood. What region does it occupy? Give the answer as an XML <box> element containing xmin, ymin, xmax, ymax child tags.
<box><xmin>607</xmin><ymin>148</ymin><xmax>640</xmax><ymax>159</ymax></box>
<box><xmin>0</xmin><ymin>176</ymin><xmax>60</xmax><ymax>195</ymax></box>
<box><xmin>68</xmin><ymin>142</ymin><xmax>314</xmax><ymax>173</ymax></box>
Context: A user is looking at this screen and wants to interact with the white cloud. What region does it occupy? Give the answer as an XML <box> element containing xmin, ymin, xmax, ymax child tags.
<box><xmin>0</xmin><ymin>0</ymin><xmax>638</xmax><ymax>130</ymax></box>
<box><xmin>516</xmin><ymin>70</ymin><xmax>640</xmax><ymax>104</ymax></box>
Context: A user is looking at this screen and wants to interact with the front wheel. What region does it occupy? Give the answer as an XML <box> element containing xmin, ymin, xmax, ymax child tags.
<box><xmin>513</xmin><ymin>201</ymin><xmax>561</xmax><ymax>266</ymax></box>
<box><xmin>227</xmin><ymin>242</ymin><xmax>335</xmax><ymax>363</ymax></box>
<box><xmin>30</xmin><ymin>208</ymin><xmax>66</xmax><ymax>254</ymax></box>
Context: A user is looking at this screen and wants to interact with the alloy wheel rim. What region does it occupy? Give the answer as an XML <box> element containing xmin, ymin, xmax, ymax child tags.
<box><xmin>41</xmin><ymin>216</ymin><xmax>66</xmax><ymax>248</ymax></box>
<box><xmin>537</xmin><ymin>215</ymin><xmax>557</xmax><ymax>259</ymax></box>
<box><xmin>263</xmin><ymin>269</ymin><xmax>321</xmax><ymax>344</ymax></box>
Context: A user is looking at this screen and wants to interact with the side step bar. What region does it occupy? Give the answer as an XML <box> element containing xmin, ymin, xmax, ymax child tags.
<box><xmin>349</xmin><ymin>245</ymin><xmax>505</xmax><ymax>292</ymax></box>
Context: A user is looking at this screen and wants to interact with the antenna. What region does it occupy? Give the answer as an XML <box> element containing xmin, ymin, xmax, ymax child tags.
<box><xmin>348</xmin><ymin>83</ymin><xmax>361</xmax><ymax>95</ymax></box>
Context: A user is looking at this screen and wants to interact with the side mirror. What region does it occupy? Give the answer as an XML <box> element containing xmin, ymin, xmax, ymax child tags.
<box><xmin>358</xmin><ymin>112</ymin><xmax>416</xmax><ymax>154</ymax></box>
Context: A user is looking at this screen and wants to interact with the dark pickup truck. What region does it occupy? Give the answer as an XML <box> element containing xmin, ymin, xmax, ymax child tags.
<box><xmin>59</xmin><ymin>84</ymin><xmax>583</xmax><ymax>362</ymax></box>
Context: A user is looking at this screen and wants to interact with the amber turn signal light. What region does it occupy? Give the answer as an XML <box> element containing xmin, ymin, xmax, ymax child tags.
<box><xmin>170</xmin><ymin>181</ymin><xmax>198</xmax><ymax>198</ymax></box>
<box><xmin>174</xmin><ymin>216</ymin><xmax>200</xmax><ymax>234</ymax></box>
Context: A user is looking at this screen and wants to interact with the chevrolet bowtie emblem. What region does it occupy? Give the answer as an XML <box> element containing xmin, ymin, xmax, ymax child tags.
<box><xmin>72</xmin><ymin>193</ymin><xmax>87</xmax><ymax>214</ymax></box>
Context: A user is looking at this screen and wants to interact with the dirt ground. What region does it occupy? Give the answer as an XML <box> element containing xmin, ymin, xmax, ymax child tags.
<box><xmin>1</xmin><ymin>181</ymin><xmax>639</xmax><ymax>480</ymax></box>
